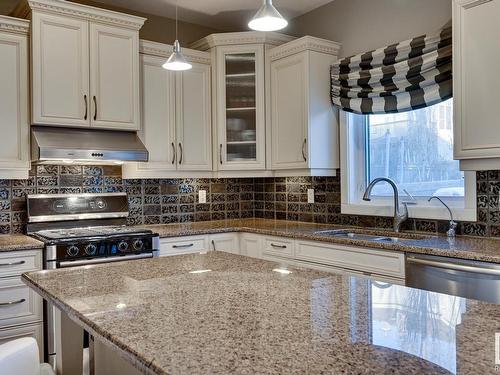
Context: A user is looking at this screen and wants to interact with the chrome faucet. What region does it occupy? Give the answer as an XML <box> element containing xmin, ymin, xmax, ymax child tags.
<box><xmin>363</xmin><ymin>177</ymin><xmax>408</xmax><ymax>233</ymax></box>
<box><xmin>428</xmin><ymin>196</ymin><xmax>457</xmax><ymax>238</ymax></box>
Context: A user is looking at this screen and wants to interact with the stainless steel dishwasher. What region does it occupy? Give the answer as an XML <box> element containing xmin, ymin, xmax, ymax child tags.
<box><xmin>406</xmin><ymin>254</ymin><xmax>500</xmax><ymax>304</ymax></box>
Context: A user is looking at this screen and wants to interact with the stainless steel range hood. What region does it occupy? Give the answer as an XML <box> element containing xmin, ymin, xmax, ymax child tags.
<box><xmin>31</xmin><ymin>126</ymin><xmax>148</xmax><ymax>164</ymax></box>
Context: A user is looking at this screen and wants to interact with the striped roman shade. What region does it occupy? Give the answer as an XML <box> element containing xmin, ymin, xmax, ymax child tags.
<box><xmin>331</xmin><ymin>26</ymin><xmax>452</xmax><ymax>114</ymax></box>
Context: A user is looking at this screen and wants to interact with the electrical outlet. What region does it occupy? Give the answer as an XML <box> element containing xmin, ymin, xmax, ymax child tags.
<box><xmin>307</xmin><ymin>189</ymin><xmax>315</xmax><ymax>203</ymax></box>
<box><xmin>198</xmin><ymin>190</ymin><xmax>207</xmax><ymax>204</ymax></box>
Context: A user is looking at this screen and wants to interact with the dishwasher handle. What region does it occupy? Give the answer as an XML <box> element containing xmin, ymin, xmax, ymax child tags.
<box><xmin>407</xmin><ymin>256</ymin><xmax>500</xmax><ymax>276</ymax></box>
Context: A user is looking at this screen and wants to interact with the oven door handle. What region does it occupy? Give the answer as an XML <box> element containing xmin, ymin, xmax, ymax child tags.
<box><xmin>57</xmin><ymin>253</ymin><xmax>153</xmax><ymax>268</ymax></box>
<box><xmin>407</xmin><ymin>256</ymin><xmax>500</xmax><ymax>276</ymax></box>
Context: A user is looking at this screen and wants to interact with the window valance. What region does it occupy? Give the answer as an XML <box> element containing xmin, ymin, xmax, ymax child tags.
<box><xmin>331</xmin><ymin>26</ymin><xmax>452</xmax><ymax>115</ymax></box>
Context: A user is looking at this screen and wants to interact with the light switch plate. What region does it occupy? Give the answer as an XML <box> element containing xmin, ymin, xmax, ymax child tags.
<box><xmin>198</xmin><ymin>190</ymin><xmax>207</xmax><ymax>204</ymax></box>
<box><xmin>307</xmin><ymin>189</ymin><xmax>315</xmax><ymax>203</ymax></box>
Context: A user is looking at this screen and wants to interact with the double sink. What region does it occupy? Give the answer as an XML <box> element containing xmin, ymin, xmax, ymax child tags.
<box><xmin>313</xmin><ymin>229</ymin><xmax>429</xmax><ymax>244</ymax></box>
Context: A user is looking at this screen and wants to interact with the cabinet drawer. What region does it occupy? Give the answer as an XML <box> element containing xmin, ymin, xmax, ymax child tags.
<box><xmin>0</xmin><ymin>277</ymin><xmax>43</xmax><ymax>328</ymax></box>
<box><xmin>160</xmin><ymin>236</ymin><xmax>208</xmax><ymax>256</ymax></box>
<box><xmin>0</xmin><ymin>251</ymin><xmax>42</xmax><ymax>278</ymax></box>
<box><xmin>0</xmin><ymin>323</ymin><xmax>43</xmax><ymax>359</ymax></box>
<box><xmin>295</xmin><ymin>240</ymin><xmax>405</xmax><ymax>279</ymax></box>
<box><xmin>263</xmin><ymin>237</ymin><xmax>294</xmax><ymax>259</ymax></box>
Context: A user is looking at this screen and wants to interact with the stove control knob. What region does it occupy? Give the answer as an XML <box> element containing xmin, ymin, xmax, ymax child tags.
<box><xmin>95</xmin><ymin>200</ymin><xmax>106</xmax><ymax>209</ymax></box>
<box><xmin>133</xmin><ymin>239</ymin><xmax>144</xmax><ymax>251</ymax></box>
<box><xmin>84</xmin><ymin>244</ymin><xmax>97</xmax><ymax>256</ymax></box>
<box><xmin>117</xmin><ymin>241</ymin><xmax>129</xmax><ymax>252</ymax></box>
<box><xmin>67</xmin><ymin>245</ymin><xmax>79</xmax><ymax>257</ymax></box>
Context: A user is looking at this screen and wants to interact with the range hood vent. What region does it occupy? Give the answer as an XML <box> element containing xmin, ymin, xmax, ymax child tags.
<box><xmin>31</xmin><ymin>126</ymin><xmax>148</xmax><ymax>164</ymax></box>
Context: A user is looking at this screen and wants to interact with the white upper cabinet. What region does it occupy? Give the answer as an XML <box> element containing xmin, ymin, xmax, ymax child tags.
<box><xmin>90</xmin><ymin>24</ymin><xmax>139</xmax><ymax>130</ymax></box>
<box><xmin>31</xmin><ymin>13</ymin><xmax>89</xmax><ymax>127</ymax></box>
<box><xmin>16</xmin><ymin>0</ymin><xmax>145</xmax><ymax>131</ymax></box>
<box><xmin>122</xmin><ymin>41</ymin><xmax>212</xmax><ymax>178</ymax></box>
<box><xmin>453</xmin><ymin>0</ymin><xmax>500</xmax><ymax>170</ymax></box>
<box><xmin>269</xmin><ymin>37</ymin><xmax>341</xmax><ymax>175</ymax></box>
<box><xmin>190</xmin><ymin>32</ymin><xmax>294</xmax><ymax>174</ymax></box>
<box><xmin>0</xmin><ymin>16</ymin><xmax>30</xmax><ymax>179</ymax></box>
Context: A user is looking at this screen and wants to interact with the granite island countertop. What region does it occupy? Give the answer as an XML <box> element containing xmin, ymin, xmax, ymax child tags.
<box><xmin>23</xmin><ymin>251</ymin><xmax>500</xmax><ymax>374</ymax></box>
<box><xmin>139</xmin><ymin>218</ymin><xmax>500</xmax><ymax>263</ymax></box>
<box><xmin>0</xmin><ymin>233</ymin><xmax>44</xmax><ymax>252</ymax></box>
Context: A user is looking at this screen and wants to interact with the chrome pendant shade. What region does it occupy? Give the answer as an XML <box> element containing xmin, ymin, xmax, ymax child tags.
<box><xmin>163</xmin><ymin>2</ymin><xmax>191</xmax><ymax>71</ymax></box>
<box><xmin>248</xmin><ymin>0</ymin><xmax>288</xmax><ymax>32</ymax></box>
<box><xmin>163</xmin><ymin>40</ymin><xmax>192</xmax><ymax>71</ymax></box>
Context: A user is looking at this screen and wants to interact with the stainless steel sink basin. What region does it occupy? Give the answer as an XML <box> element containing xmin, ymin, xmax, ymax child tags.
<box><xmin>313</xmin><ymin>229</ymin><xmax>413</xmax><ymax>243</ymax></box>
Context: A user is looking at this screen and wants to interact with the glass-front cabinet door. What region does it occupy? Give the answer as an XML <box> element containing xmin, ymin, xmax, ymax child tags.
<box><xmin>216</xmin><ymin>45</ymin><xmax>265</xmax><ymax>170</ymax></box>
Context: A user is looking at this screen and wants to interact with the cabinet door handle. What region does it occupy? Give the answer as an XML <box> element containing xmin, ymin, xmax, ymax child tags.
<box><xmin>219</xmin><ymin>144</ymin><xmax>223</xmax><ymax>165</ymax></box>
<box><xmin>83</xmin><ymin>95</ymin><xmax>88</xmax><ymax>120</ymax></box>
<box><xmin>270</xmin><ymin>243</ymin><xmax>287</xmax><ymax>249</ymax></box>
<box><xmin>172</xmin><ymin>243</ymin><xmax>194</xmax><ymax>249</ymax></box>
<box><xmin>0</xmin><ymin>260</ymin><xmax>25</xmax><ymax>267</ymax></box>
<box><xmin>211</xmin><ymin>240</ymin><xmax>216</xmax><ymax>251</ymax></box>
<box><xmin>171</xmin><ymin>142</ymin><xmax>176</xmax><ymax>165</ymax></box>
<box><xmin>93</xmin><ymin>96</ymin><xmax>97</xmax><ymax>121</ymax></box>
<box><xmin>302</xmin><ymin>138</ymin><xmax>307</xmax><ymax>162</ymax></box>
<box><xmin>178</xmin><ymin>143</ymin><xmax>183</xmax><ymax>164</ymax></box>
<box><xmin>0</xmin><ymin>298</ymin><xmax>25</xmax><ymax>307</ymax></box>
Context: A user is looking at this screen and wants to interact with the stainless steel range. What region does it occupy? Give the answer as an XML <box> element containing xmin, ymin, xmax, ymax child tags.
<box><xmin>26</xmin><ymin>192</ymin><xmax>159</xmax><ymax>365</ymax></box>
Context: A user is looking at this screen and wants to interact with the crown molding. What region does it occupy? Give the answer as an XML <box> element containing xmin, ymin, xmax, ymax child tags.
<box><xmin>0</xmin><ymin>15</ymin><xmax>30</xmax><ymax>35</ymax></box>
<box><xmin>456</xmin><ymin>0</ymin><xmax>492</xmax><ymax>9</ymax></box>
<box><xmin>12</xmin><ymin>0</ymin><xmax>146</xmax><ymax>30</ymax></box>
<box><xmin>140</xmin><ymin>40</ymin><xmax>211</xmax><ymax>65</ymax></box>
<box><xmin>268</xmin><ymin>36</ymin><xmax>341</xmax><ymax>61</ymax></box>
<box><xmin>189</xmin><ymin>31</ymin><xmax>295</xmax><ymax>51</ymax></box>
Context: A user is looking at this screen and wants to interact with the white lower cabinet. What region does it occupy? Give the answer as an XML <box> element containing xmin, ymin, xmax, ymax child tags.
<box><xmin>208</xmin><ymin>233</ymin><xmax>240</xmax><ymax>254</ymax></box>
<box><xmin>0</xmin><ymin>250</ymin><xmax>43</xmax><ymax>355</ymax></box>
<box><xmin>160</xmin><ymin>232</ymin><xmax>405</xmax><ymax>282</ymax></box>
<box><xmin>159</xmin><ymin>236</ymin><xmax>209</xmax><ymax>257</ymax></box>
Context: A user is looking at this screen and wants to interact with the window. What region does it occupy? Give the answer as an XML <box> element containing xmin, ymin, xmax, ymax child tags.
<box><xmin>341</xmin><ymin>100</ymin><xmax>477</xmax><ymax>221</ymax></box>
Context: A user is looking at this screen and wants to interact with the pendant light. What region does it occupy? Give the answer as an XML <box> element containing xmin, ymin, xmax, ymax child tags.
<box><xmin>248</xmin><ymin>0</ymin><xmax>288</xmax><ymax>32</ymax></box>
<box><xmin>163</xmin><ymin>1</ymin><xmax>192</xmax><ymax>71</ymax></box>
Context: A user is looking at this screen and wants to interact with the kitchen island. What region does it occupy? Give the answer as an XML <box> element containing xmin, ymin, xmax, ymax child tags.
<box><xmin>23</xmin><ymin>251</ymin><xmax>499</xmax><ymax>374</ymax></box>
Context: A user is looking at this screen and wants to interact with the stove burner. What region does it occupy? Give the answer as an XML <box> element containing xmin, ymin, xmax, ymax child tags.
<box><xmin>35</xmin><ymin>226</ymin><xmax>151</xmax><ymax>240</ymax></box>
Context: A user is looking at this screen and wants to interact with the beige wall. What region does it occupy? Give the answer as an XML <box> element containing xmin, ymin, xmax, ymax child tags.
<box><xmin>68</xmin><ymin>0</ymin><xmax>221</xmax><ymax>45</ymax></box>
<box><xmin>288</xmin><ymin>0</ymin><xmax>452</xmax><ymax>57</ymax></box>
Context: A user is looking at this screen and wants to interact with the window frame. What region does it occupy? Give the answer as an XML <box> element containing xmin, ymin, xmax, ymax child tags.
<box><xmin>340</xmin><ymin>110</ymin><xmax>477</xmax><ymax>222</ymax></box>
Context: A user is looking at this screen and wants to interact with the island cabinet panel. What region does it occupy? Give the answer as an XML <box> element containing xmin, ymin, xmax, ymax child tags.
<box><xmin>90</xmin><ymin>23</ymin><xmax>139</xmax><ymax>130</ymax></box>
<box><xmin>208</xmin><ymin>233</ymin><xmax>240</xmax><ymax>254</ymax></box>
<box><xmin>0</xmin><ymin>16</ymin><xmax>30</xmax><ymax>179</ymax></box>
<box><xmin>159</xmin><ymin>236</ymin><xmax>209</xmax><ymax>256</ymax></box>
<box><xmin>294</xmin><ymin>240</ymin><xmax>405</xmax><ymax>279</ymax></box>
<box><xmin>453</xmin><ymin>0</ymin><xmax>500</xmax><ymax>169</ymax></box>
<box><xmin>31</xmin><ymin>12</ymin><xmax>90</xmax><ymax>127</ymax></box>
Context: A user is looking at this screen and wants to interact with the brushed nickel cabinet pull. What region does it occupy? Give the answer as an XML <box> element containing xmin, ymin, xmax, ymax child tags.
<box><xmin>219</xmin><ymin>144</ymin><xmax>223</xmax><ymax>165</ymax></box>
<box><xmin>83</xmin><ymin>95</ymin><xmax>88</xmax><ymax>120</ymax></box>
<box><xmin>0</xmin><ymin>298</ymin><xmax>25</xmax><ymax>307</ymax></box>
<box><xmin>302</xmin><ymin>138</ymin><xmax>307</xmax><ymax>162</ymax></box>
<box><xmin>178</xmin><ymin>143</ymin><xmax>183</xmax><ymax>164</ymax></box>
<box><xmin>270</xmin><ymin>243</ymin><xmax>286</xmax><ymax>249</ymax></box>
<box><xmin>172</xmin><ymin>243</ymin><xmax>194</xmax><ymax>249</ymax></box>
<box><xmin>0</xmin><ymin>260</ymin><xmax>25</xmax><ymax>267</ymax></box>
<box><xmin>171</xmin><ymin>142</ymin><xmax>176</xmax><ymax>164</ymax></box>
<box><xmin>211</xmin><ymin>240</ymin><xmax>216</xmax><ymax>251</ymax></box>
<box><xmin>93</xmin><ymin>96</ymin><xmax>97</xmax><ymax>121</ymax></box>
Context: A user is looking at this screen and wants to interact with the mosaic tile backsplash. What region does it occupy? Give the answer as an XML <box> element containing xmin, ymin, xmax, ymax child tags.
<box><xmin>0</xmin><ymin>164</ymin><xmax>497</xmax><ymax>238</ymax></box>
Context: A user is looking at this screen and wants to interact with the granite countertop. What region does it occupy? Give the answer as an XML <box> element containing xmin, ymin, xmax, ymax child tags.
<box><xmin>139</xmin><ymin>218</ymin><xmax>500</xmax><ymax>263</ymax></box>
<box><xmin>23</xmin><ymin>251</ymin><xmax>499</xmax><ymax>374</ymax></box>
<box><xmin>0</xmin><ymin>234</ymin><xmax>44</xmax><ymax>252</ymax></box>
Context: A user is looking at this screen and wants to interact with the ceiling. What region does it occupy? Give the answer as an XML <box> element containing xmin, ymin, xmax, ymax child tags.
<box><xmin>1</xmin><ymin>0</ymin><xmax>335</xmax><ymax>30</ymax></box>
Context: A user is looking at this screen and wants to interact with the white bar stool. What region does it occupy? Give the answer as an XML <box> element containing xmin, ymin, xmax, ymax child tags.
<box><xmin>0</xmin><ymin>337</ymin><xmax>54</xmax><ymax>375</ymax></box>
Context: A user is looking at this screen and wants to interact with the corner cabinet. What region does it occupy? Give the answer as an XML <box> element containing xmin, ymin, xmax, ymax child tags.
<box><xmin>0</xmin><ymin>16</ymin><xmax>30</xmax><ymax>179</ymax></box>
<box><xmin>122</xmin><ymin>41</ymin><xmax>212</xmax><ymax>178</ymax></box>
<box><xmin>190</xmin><ymin>32</ymin><xmax>294</xmax><ymax>175</ymax></box>
<box><xmin>453</xmin><ymin>0</ymin><xmax>500</xmax><ymax>170</ymax></box>
<box><xmin>269</xmin><ymin>37</ymin><xmax>341</xmax><ymax>175</ymax></box>
<box><xmin>15</xmin><ymin>0</ymin><xmax>144</xmax><ymax>130</ymax></box>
